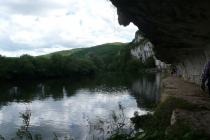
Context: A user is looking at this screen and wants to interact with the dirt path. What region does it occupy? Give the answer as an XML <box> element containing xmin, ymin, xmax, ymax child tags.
<box><xmin>162</xmin><ymin>75</ymin><xmax>210</xmax><ymax>135</ymax></box>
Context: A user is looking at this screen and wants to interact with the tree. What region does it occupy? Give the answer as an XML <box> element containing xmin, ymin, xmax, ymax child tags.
<box><xmin>145</xmin><ymin>56</ymin><xmax>156</xmax><ymax>68</ymax></box>
<box><xmin>85</xmin><ymin>52</ymin><xmax>104</xmax><ymax>71</ymax></box>
<box><xmin>18</xmin><ymin>54</ymin><xmax>35</xmax><ymax>78</ymax></box>
<box><xmin>34</xmin><ymin>57</ymin><xmax>51</xmax><ymax>78</ymax></box>
<box><xmin>50</xmin><ymin>54</ymin><xmax>63</xmax><ymax>76</ymax></box>
<box><xmin>126</xmin><ymin>57</ymin><xmax>144</xmax><ymax>71</ymax></box>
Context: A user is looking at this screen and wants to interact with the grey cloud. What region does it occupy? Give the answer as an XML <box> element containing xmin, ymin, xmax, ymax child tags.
<box><xmin>0</xmin><ymin>0</ymin><xmax>65</xmax><ymax>16</ymax></box>
<box><xmin>0</xmin><ymin>38</ymin><xmax>29</xmax><ymax>51</ymax></box>
<box><xmin>0</xmin><ymin>0</ymin><xmax>138</xmax><ymax>56</ymax></box>
<box><xmin>0</xmin><ymin>34</ymin><xmax>94</xmax><ymax>55</ymax></box>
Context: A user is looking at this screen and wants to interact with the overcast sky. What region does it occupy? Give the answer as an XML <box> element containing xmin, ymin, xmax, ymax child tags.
<box><xmin>0</xmin><ymin>0</ymin><xmax>138</xmax><ymax>57</ymax></box>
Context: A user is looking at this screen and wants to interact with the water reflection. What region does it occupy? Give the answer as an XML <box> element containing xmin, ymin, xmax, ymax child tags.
<box><xmin>131</xmin><ymin>73</ymin><xmax>160</xmax><ymax>108</ymax></box>
<box><xmin>0</xmin><ymin>72</ymin><xmax>161</xmax><ymax>139</ymax></box>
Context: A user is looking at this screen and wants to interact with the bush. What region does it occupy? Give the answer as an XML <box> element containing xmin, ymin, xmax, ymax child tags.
<box><xmin>145</xmin><ymin>56</ymin><xmax>156</xmax><ymax>68</ymax></box>
<box><xmin>126</xmin><ymin>57</ymin><xmax>144</xmax><ymax>71</ymax></box>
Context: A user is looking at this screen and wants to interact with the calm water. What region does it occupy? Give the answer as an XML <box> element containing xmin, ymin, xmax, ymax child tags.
<box><xmin>0</xmin><ymin>72</ymin><xmax>161</xmax><ymax>140</ymax></box>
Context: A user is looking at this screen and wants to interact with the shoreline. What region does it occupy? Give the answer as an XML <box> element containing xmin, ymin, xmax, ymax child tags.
<box><xmin>161</xmin><ymin>75</ymin><xmax>210</xmax><ymax>136</ymax></box>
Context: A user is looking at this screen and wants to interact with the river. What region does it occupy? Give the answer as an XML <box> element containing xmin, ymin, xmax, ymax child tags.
<box><xmin>0</xmin><ymin>72</ymin><xmax>161</xmax><ymax>140</ymax></box>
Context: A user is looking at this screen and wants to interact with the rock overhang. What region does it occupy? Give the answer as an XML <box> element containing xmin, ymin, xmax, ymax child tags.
<box><xmin>109</xmin><ymin>0</ymin><xmax>210</xmax><ymax>64</ymax></box>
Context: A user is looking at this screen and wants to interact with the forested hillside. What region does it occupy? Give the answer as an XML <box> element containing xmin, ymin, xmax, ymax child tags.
<box><xmin>0</xmin><ymin>42</ymin><xmax>156</xmax><ymax>80</ymax></box>
<box><xmin>72</xmin><ymin>42</ymin><xmax>128</xmax><ymax>58</ymax></box>
<box><xmin>38</xmin><ymin>42</ymin><xmax>127</xmax><ymax>58</ymax></box>
<box><xmin>38</xmin><ymin>48</ymin><xmax>84</xmax><ymax>58</ymax></box>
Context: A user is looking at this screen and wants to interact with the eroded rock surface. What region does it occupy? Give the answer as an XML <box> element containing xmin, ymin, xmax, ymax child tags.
<box><xmin>109</xmin><ymin>0</ymin><xmax>210</xmax><ymax>84</ymax></box>
<box><xmin>162</xmin><ymin>76</ymin><xmax>210</xmax><ymax>135</ymax></box>
<box><xmin>170</xmin><ymin>109</ymin><xmax>210</xmax><ymax>135</ymax></box>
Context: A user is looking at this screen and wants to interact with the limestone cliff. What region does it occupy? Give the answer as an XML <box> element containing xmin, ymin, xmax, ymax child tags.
<box><xmin>109</xmin><ymin>0</ymin><xmax>210</xmax><ymax>84</ymax></box>
<box><xmin>130</xmin><ymin>31</ymin><xmax>168</xmax><ymax>69</ymax></box>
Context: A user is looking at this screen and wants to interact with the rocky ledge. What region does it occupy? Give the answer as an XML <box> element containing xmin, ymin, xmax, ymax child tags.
<box><xmin>162</xmin><ymin>75</ymin><xmax>210</xmax><ymax>135</ymax></box>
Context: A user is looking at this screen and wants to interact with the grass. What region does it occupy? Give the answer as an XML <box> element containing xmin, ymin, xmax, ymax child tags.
<box><xmin>161</xmin><ymin>74</ymin><xmax>168</xmax><ymax>80</ymax></box>
<box><xmin>129</xmin><ymin>95</ymin><xmax>208</xmax><ymax>139</ymax></box>
<box><xmin>159</xmin><ymin>74</ymin><xmax>169</xmax><ymax>95</ymax></box>
<box><xmin>154</xmin><ymin>96</ymin><xmax>192</xmax><ymax>126</ymax></box>
<box><xmin>130</xmin><ymin>96</ymin><xmax>210</xmax><ymax>139</ymax></box>
<box><xmin>160</xmin><ymin>83</ymin><xmax>166</xmax><ymax>96</ymax></box>
<box><xmin>131</xmin><ymin>96</ymin><xmax>193</xmax><ymax>131</ymax></box>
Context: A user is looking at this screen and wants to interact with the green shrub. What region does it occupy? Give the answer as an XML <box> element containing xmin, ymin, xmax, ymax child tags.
<box><xmin>145</xmin><ymin>56</ymin><xmax>156</xmax><ymax>68</ymax></box>
<box><xmin>131</xmin><ymin>97</ymin><xmax>193</xmax><ymax>131</ymax></box>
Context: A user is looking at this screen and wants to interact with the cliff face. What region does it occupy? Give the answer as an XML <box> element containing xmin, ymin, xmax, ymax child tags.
<box><xmin>177</xmin><ymin>46</ymin><xmax>210</xmax><ymax>83</ymax></box>
<box><xmin>109</xmin><ymin>0</ymin><xmax>210</xmax><ymax>84</ymax></box>
<box><xmin>130</xmin><ymin>31</ymin><xmax>168</xmax><ymax>69</ymax></box>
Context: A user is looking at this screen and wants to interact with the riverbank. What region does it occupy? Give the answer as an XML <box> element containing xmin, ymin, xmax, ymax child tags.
<box><xmin>161</xmin><ymin>75</ymin><xmax>210</xmax><ymax>136</ymax></box>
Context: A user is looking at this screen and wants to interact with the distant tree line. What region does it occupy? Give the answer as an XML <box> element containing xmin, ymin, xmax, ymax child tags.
<box><xmin>0</xmin><ymin>54</ymin><xmax>99</xmax><ymax>80</ymax></box>
<box><xmin>0</xmin><ymin>43</ymin><xmax>156</xmax><ymax>80</ymax></box>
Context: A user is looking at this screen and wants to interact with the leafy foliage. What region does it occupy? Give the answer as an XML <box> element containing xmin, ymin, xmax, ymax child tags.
<box><xmin>0</xmin><ymin>39</ymin><xmax>158</xmax><ymax>80</ymax></box>
<box><xmin>85</xmin><ymin>102</ymin><xmax>135</xmax><ymax>140</ymax></box>
<box><xmin>145</xmin><ymin>56</ymin><xmax>156</xmax><ymax>68</ymax></box>
<box><xmin>16</xmin><ymin>108</ymin><xmax>35</xmax><ymax>140</ymax></box>
<box><xmin>85</xmin><ymin>52</ymin><xmax>105</xmax><ymax>70</ymax></box>
<box><xmin>0</xmin><ymin>54</ymin><xmax>99</xmax><ymax>80</ymax></box>
<box><xmin>126</xmin><ymin>57</ymin><xmax>145</xmax><ymax>71</ymax></box>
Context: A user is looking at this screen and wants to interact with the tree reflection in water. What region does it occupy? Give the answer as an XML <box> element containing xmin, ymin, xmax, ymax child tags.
<box><xmin>0</xmin><ymin>72</ymin><xmax>161</xmax><ymax>139</ymax></box>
